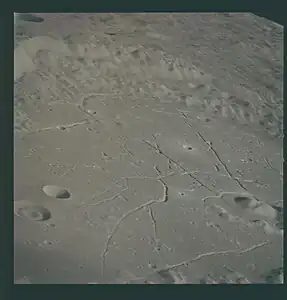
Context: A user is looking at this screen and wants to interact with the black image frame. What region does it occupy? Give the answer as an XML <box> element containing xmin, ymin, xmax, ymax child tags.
<box><xmin>1</xmin><ymin>0</ymin><xmax>285</xmax><ymax>299</ymax></box>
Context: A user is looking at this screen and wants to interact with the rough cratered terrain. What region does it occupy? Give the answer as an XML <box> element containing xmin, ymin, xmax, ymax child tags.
<box><xmin>14</xmin><ymin>13</ymin><xmax>283</xmax><ymax>284</ymax></box>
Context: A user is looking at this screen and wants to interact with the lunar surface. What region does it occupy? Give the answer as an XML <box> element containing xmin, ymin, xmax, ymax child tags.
<box><xmin>14</xmin><ymin>13</ymin><xmax>283</xmax><ymax>284</ymax></box>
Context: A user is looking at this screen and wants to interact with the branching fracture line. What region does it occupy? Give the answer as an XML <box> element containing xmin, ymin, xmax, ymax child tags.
<box><xmin>90</xmin><ymin>172</ymin><xmax>175</xmax><ymax>202</ymax></box>
<box><xmin>147</xmin><ymin>205</ymin><xmax>160</xmax><ymax>249</ymax></box>
<box><xmin>91</xmin><ymin>188</ymin><xmax>129</xmax><ymax>207</ymax></box>
<box><xmin>125</xmin><ymin>241</ymin><xmax>270</xmax><ymax>283</ymax></box>
<box><xmin>196</xmin><ymin>131</ymin><xmax>248</xmax><ymax>192</ymax></box>
<box><xmin>142</xmin><ymin>139</ymin><xmax>214</xmax><ymax>194</ymax></box>
<box><xmin>100</xmin><ymin>199</ymin><xmax>156</xmax><ymax>276</ymax></box>
<box><xmin>29</xmin><ymin>119</ymin><xmax>89</xmax><ymax>134</ymax></box>
<box><xmin>100</xmin><ymin>177</ymin><xmax>169</xmax><ymax>276</ymax></box>
<box><xmin>159</xmin><ymin>241</ymin><xmax>270</xmax><ymax>271</ymax></box>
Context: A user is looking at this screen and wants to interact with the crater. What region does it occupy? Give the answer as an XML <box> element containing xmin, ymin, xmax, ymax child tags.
<box><xmin>182</xmin><ymin>144</ymin><xmax>194</xmax><ymax>151</ymax></box>
<box><xmin>15</xmin><ymin>204</ymin><xmax>51</xmax><ymax>222</ymax></box>
<box><xmin>42</xmin><ymin>185</ymin><xmax>71</xmax><ymax>199</ymax></box>
<box><xmin>233</xmin><ymin>195</ymin><xmax>255</xmax><ymax>209</ymax></box>
<box><xmin>233</xmin><ymin>195</ymin><xmax>278</xmax><ymax>221</ymax></box>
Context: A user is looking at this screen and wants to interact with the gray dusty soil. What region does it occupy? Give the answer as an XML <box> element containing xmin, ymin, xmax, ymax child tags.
<box><xmin>14</xmin><ymin>13</ymin><xmax>283</xmax><ymax>284</ymax></box>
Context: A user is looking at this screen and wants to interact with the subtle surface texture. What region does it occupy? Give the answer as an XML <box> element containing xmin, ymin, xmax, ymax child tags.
<box><xmin>14</xmin><ymin>13</ymin><xmax>283</xmax><ymax>284</ymax></box>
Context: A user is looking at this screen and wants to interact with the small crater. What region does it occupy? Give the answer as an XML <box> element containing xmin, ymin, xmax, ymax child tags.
<box><xmin>218</xmin><ymin>210</ymin><xmax>231</xmax><ymax>220</ymax></box>
<box><xmin>42</xmin><ymin>185</ymin><xmax>71</xmax><ymax>199</ymax></box>
<box><xmin>130</xmin><ymin>49</ymin><xmax>140</xmax><ymax>59</ymax></box>
<box><xmin>115</xmin><ymin>121</ymin><xmax>123</xmax><ymax>128</ymax></box>
<box><xmin>182</xmin><ymin>144</ymin><xmax>194</xmax><ymax>151</ymax></box>
<box><xmin>148</xmin><ymin>262</ymin><xmax>157</xmax><ymax>269</ymax></box>
<box><xmin>233</xmin><ymin>195</ymin><xmax>254</xmax><ymax>209</ymax></box>
<box><xmin>15</xmin><ymin>205</ymin><xmax>51</xmax><ymax>222</ymax></box>
<box><xmin>157</xmin><ymin>270</ymin><xmax>176</xmax><ymax>284</ymax></box>
<box><xmin>77</xmin><ymin>57</ymin><xmax>85</xmax><ymax>63</ymax></box>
